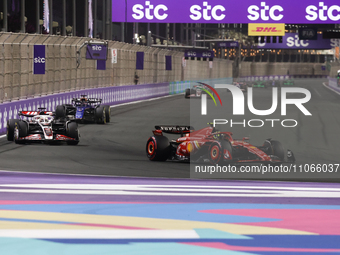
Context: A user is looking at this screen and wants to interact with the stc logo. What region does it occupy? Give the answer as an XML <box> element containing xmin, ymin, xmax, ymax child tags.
<box><xmin>132</xmin><ymin>1</ymin><xmax>168</xmax><ymax>20</ymax></box>
<box><xmin>306</xmin><ymin>2</ymin><xmax>340</xmax><ymax>21</ymax></box>
<box><xmin>34</xmin><ymin>57</ymin><xmax>45</xmax><ymax>64</ymax></box>
<box><xmin>190</xmin><ymin>2</ymin><xmax>225</xmax><ymax>21</ymax></box>
<box><xmin>247</xmin><ymin>2</ymin><xmax>284</xmax><ymax>21</ymax></box>
<box><xmin>92</xmin><ymin>45</ymin><xmax>102</xmax><ymax>51</ymax></box>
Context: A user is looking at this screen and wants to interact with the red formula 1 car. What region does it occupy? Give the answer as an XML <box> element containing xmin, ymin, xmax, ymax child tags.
<box><xmin>6</xmin><ymin>108</ymin><xmax>79</xmax><ymax>145</ymax></box>
<box><xmin>146</xmin><ymin>124</ymin><xmax>295</xmax><ymax>164</ymax></box>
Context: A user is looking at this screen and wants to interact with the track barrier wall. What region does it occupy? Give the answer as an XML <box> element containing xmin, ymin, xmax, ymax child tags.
<box><xmin>0</xmin><ymin>32</ymin><xmax>233</xmax><ymax>103</ymax></box>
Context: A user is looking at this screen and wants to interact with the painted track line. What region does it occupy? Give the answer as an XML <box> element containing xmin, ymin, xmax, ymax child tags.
<box><xmin>322</xmin><ymin>82</ymin><xmax>340</xmax><ymax>96</ymax></box>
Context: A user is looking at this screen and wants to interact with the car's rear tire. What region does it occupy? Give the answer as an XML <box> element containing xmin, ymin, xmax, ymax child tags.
<box><xmin>104</xmin><ymin>105</ymin><xmax>111</xmax><ymax>123</ymax></box>
<box><xmin>95</xmin><ymin>106</ymin><xmax>106</xmax><ymax>124</ymax></box>
<box><xmin>208</xmin><ymin>142</ymin><xmax>223</xmax><ymax>164</ymax></box>
<box><xmin>14</xmin><ymin>121</ymin><xmax>28</xmax><ymax>144</ymax></box>
<box><xmin>66</xmin><ymin>122</ymin><xmax>79</xmax><ymax>145</ymax></box>
<box><xmin>55</xmin><ymin>105</ymin><xmax>66</xmax><ymax>119</ymax></box>
<box><xmin>7</xmin><ymin>119</ymin><xmax>20</xmax><ymax>141</ymax></box>
<box><xmin>185</xmin><ymin>88</ymin><xmax>190</xmax><ymax>98</ymax></box>
<box><xmin>146</xmin><ymin>136</ymin><xmax>170</xmax><ymax>161</ymax></box>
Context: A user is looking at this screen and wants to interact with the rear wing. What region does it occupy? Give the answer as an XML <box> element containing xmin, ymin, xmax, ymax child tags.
<box><xmin>72</xmin><ymin>98</ymin><xmax>102</xmax><ymax>104</ymax></box>
<box><xmin>19</xmin><ymin>111</ymin><xmax>53</xmax><ymax>117</ymax></box>
<box><xmin>154</xmin><ymin>125</ymin><xmax>194</xmax><ymax>136</ymax></box>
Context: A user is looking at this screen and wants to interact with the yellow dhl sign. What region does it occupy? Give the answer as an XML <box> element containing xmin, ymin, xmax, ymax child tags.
<box><xmin>248</xmin><ymin>23</ymin><xmax>285</xmax><ymax>36</ymax></box>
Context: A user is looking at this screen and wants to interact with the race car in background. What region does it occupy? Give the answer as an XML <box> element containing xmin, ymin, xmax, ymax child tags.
<box><xmin>282</xmin><ymin>78</ymin><xmax>295</xmax><ymax>86</ymax></box>
<box><xmin>146</xmin><ymin>124</ymin><xmax>295</xmax><ymax>164</ymax></box>
<box><xmin>185</xmin><ymin>82</ymin><xmax>215</xmax><ymax>99</ymax></box>
<box><xmin>230</xmin><ymin>82</ymin><xmax>247</xmax><ymax>92</ymax></box>
<box><xmin>252</xmin><ymin>80</ymin><xmax>267</xmax><ymax>88</ymax></box>
<box><xmin>55</xmin><ymin>95</ymin><xmax>110</xmax><ymax>124</ymax></box>
<box><xmin>6</xmin><ymin>108</ymin><xmax>79</xmax><ymax>145</ymax></box>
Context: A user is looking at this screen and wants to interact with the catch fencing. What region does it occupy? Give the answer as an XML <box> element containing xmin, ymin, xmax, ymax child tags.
<box><xmin>0</xmin><ymin>32</ymin><xmax>233</xmax><ymax>103</ymax></box>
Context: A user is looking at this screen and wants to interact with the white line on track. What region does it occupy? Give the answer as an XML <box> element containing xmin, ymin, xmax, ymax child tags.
<box><xmin>322</xmin><ymin>82</ymin><xmax>340</xmax><ymax>96</ymax></box>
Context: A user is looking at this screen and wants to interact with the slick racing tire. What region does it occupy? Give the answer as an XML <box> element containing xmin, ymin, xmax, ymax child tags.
<box><xmin>185</xmin><ymin>88</ymin><xmax>190</xmax><ymax>98</ymax></box>
<box><xmin>7</xmin><ymin>119</ymin><xmax>20</xmax><ymax>141</ymax></box>
<box><xmin>208</xmin><ymin>142</ymin><xmax>223</xmax><ymax>165</ymax></box>
<box><xmin>55</xmin><ymin>105</ymin><xmax>66</xmax><ymax>119</ymax></box>
<box><xmin>66</xmin><ymin>122</ymin><xmax>79</xmax><ymax>145</ymax></box>
<box><xmin>221</xmin><ymin>140</ymin><xmax>233</xmax><ymax>163</ymax></box>
<box><xmin>146</xmin><ymin>136</ymin><xmax>170</xmax><ymax>161</ymax></box>
<box><xmin>104</xmin><ymin>105</ymin><xmax>111</xmax><ymax>123</ymax></box>
<box><xmin>95</xmin><ymin>106</ymin><xmax>106</xmax><ymax>124</ymax></box>
<box><xmin>14</xmin><ymin>121</ymin><xmax>28</xmax><ymax>144</ymax></box>
<box><xmin>271</xmin><ymin>140</ymin><xmax>286</xmax><ymax>162</ymax></box>
<box><xmin>263</xmin><ymin>140</ymin><xmax>285</xmax><ymax>162</ymax></box>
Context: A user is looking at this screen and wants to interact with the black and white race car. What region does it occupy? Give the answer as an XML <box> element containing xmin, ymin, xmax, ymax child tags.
<box><xmin>6</xmin><ymin>108</ymin><xmax>79</xmax><ymax>145</ymax></box>
<box><xmin>185</xmin><ymin>82</ymin><xmax>214</xmax><ymax>99</ymax></box>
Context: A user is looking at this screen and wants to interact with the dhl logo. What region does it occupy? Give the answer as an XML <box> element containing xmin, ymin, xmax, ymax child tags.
<box><xmin>254</xmin><ymin>27</ymin><xmax>281</xmax><ymax>32</ymax></box>
<box><xmin>248</xmin><ymin>23</ymin><xmax>285</xmax><ymax>36</ymax></box>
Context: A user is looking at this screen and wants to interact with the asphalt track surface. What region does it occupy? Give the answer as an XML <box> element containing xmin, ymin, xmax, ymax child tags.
<box><xmin>1</xmin><ymin>78</ymin><xmax>340</xmax><ymax>181</ymax></box>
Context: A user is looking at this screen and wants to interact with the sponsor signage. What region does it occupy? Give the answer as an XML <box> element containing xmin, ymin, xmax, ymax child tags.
<box><xmin>33</xmin><ymin>45</ymin><xmax>46</xmax><ymax>75</ymax></box>
<box><xmin>184</xmin><ymin>50</ymin><xmax>214</xmax><ymax>58</ymax></box>
<box><xmin>112</xmin><ymin>49</ymin><xmax>118</xmax><ymax>64</ymax></box>
<box><xmin>86</xmin><ymin>45</ymin><xmax>108</xmax><ymax>60</ymax></box>
<box><xmin>216</xmin><ymin>41</ymin><xmax>239</xmax><ymax>48</ymax></box>
<box><xmin>256</xmin><ymin>33</ymin><xmax>337</xmax><ymax>49</ymax></box>
<box><xmin>299</xmin><ymin>27</ymin><xmax>318</xmax><ymax>40</ymax></box>
<box><xmin>248</xmin><ymin>23</ymin><xmax>285</xmax><ymax>36</ymax></box>
<box><xmin>112</xmin><ymin>0</ymin><xmax>340</xmax><ymax>24</ymax></box>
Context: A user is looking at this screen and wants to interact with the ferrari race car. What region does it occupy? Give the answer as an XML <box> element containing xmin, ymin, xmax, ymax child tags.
<box><xmin>185</xmin><ymin>82</ymin><xmax>214</xmax><ymax>99</ymax></box>
<box><xmin>6</xmin><ymin>108</ymin><xmax>79</xmax><ymax>145</ymax></box>
<box><xmin>55</xmin><ymin>95</ymin><xmax>110</xmax><ymax>124</ymax></box>
<box><xmin>146</xmin><ymin>125</ymin><xmax>295</xmax><ymax>164</ymax></box>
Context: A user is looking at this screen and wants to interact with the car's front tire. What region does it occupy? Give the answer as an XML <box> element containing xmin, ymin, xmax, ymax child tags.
<box><xmin>66</xmin><ymin>122</ymin><xmax>79</xmax><ymax>145</ymax></box>
<box><xmin>95</xmin><ymin>106</ymin><xmax>106</xmax><ymax>124</ymax></box>
<box><xmin>14</xmin><ymin>121</ymin><xmax>28</xmax><ymax>144</ymax></box>
<box><xmin>7</xmin><ymin>119</ymin><xmax>20</xmax><ymax>141</ymax></box>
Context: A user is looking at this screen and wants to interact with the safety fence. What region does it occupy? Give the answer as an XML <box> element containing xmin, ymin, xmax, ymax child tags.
<box><xmin>0</xmin><ymin>77</ymin><xmax>232</xmax><ymax>135</ymax></box>
<box><xmin>0</xmin><ymin>32</ymin><xmax>233</xmax><ymax>103</ymax></box>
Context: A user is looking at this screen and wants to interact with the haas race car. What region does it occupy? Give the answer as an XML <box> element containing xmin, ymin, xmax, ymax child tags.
<box><xmin>6</xmin><ymin>108</ymin><xmax>79</xmax><ymax>145</ymax></box>
<box><xmin>185</xmin><ymin>82</ymin><xmax>214</xmax><ymax>99</ymax></box>
<box><xmin>146</xmin><ymin>124</ymin><xmax>295</xmax><ymax>164</ymax></box>
<box><xmin>56</xmin><ymin>95</ymin><xmax>110</xmax><ymax>124</ymax></box>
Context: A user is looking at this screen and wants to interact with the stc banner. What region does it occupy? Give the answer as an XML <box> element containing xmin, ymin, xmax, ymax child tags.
<box><xmin>256</xmin><ymin>33</ymin><xmax>340</xmax><ymax>49</ymax></box>
<box><xmin>33</xmin><ymin>45</ymin><xmax>46</xmax><ymax>75</ymax></box>
<box><xmin>112</xmin><ymin>0</ymin><xmax>340</xmax><ymax>23</ymax></box>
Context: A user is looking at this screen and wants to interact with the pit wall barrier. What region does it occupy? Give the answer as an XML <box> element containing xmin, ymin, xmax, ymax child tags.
<box><xmin>0</xmin><ymin>77</ymin><xmax>232</xmax><ymax>135</ymax></box>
